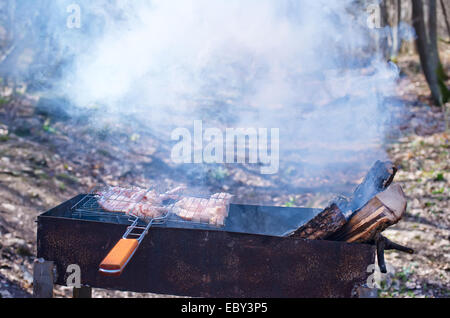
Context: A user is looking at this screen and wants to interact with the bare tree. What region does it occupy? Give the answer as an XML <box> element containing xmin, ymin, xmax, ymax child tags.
<box><xmin>379</xmin><ymin>0</ymin><xmax>391</xmax><ymax>59</ymax></box>
<box><xmin>440</xmin><ymin>0</ymin><xmax>450</xmax><ymax>39</ymax></box>
<box><xmin>391</xmin><ymin>0</ymin><xmax>403</xmax><ymax>58</ymax></box>
<box><xmin>396</xmin><ymin>0</ymin><xmax>402</xmax><ymax>55</ymax></box>
<box><xmin>412</xmin><ymin>0</ymin><xmax>449</xmax><ymax>105</ymax></box>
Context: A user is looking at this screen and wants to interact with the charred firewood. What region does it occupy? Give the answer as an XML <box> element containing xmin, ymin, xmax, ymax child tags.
<box><xmin>332</xmin><ymin>160</ymin><xmax>398</xmax><ymax>218</ymax></box>
<box><xmin>338</xmin><ymin>160</ymin><xmax>398</xmax><ymax>216</ymax></box>
<box><xmin>288</xmin><ymin>161</ymin><xmax>413</xmax><ymax>273</ymax></box>
<box><xmin>291</xmin><ymin>161</ymin><xmax>400</xmax><ymax>240</ymax></box>
<box><xmin>290</xmin><ymin>204</ymin><xmax>347</xmax><ymax>240</ymax></box>
<box><xmin>329</xmin><ymin>182</ymin><xmax>414</xmax><ymax>273</ymax></box>
<box><xmin>328</xmin><ymin>183</ymin><xmax>407</xmax><ymax>243</ymax></box>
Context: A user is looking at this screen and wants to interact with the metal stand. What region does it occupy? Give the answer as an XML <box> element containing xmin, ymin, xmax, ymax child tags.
<box><xmin>73</xmin><ymin>286</ymin><xmax>92</xmax><ymax>298</ymax></box>
<box><xmin>354</xmin><ymin>286</ymin><xmax>378</xmax><ymax>298</ymax></box>
<box><xmin>33</xmin><ymin>259</ymin><xmax>54</xmax><ymax>298</ymax></box>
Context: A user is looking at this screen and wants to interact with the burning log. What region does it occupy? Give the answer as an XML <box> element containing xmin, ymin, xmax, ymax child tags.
<box><xmin>330</xmin><ymin>183</ymin><xmax>414</xmax><ymax>274</ymax></box>
<box><xmin>290</xmin><ymin>161</ymin><xmax>398</xmax><ymax>241</ymax></box>
<box><xmin>328</xmin><ymin>161</ymin><xmax>414</xmax><ymax>273</ymax></box>
<box><xmin>290</xmin><ymin>204</ymin><xmax>347</xmax><ymax>240</ymax></box>
<box><xmin>337</xmin><ymin>160</ymin><xmax>398</xmax><ymax>216</ymax></box>
<box><xmin>289</xmin><ymin>161</ymin><xmax>414</xmax><ymax>273</ymax></box>
<box><xmin>328</xmin><ymin>183</ymin><xmax>407</xmax><ymax>243</ymax></box>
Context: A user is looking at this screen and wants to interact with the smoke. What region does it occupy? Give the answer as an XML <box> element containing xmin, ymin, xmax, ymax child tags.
<box><xmin>3</xmin><ymin>0</ymin><xmax>408</xmax><ymax>191</ymax></box>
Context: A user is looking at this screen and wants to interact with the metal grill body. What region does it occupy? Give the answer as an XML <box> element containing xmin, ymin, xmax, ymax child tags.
<box><xmin>37</xmin><ymin>195</ymin><xmax>375</xmax><ymax>298</ymax></box>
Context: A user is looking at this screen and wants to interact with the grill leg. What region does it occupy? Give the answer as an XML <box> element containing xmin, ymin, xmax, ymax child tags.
<box><xmin>354</xmin><ymin>286</ymin><xmax>378</xmax><ymax>298</ymax></box>
<box><xmin>73</xmin><ymin>286</ymin><xmax>92</xmax><ymax>298</ymax></box>
<box><xmin>33</xmin><ymin>259</ymin><xmax>54</xmax><ymax>298</ymax></box>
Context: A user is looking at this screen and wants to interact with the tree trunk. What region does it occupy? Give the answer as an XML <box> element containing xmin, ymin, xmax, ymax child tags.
<box><xmin>440</xmin><ymin>0</ymin><xmax>450</xmax><ymax>39</ymax></box>
<box><xmin>412</xmin><ymin>0</ymin><xmax>449</xmax><ymax>105</ymax></box>
<box><xmin>379</xmin><ymin>0</ymin><xmax>391</xmax><ymax>59</ymax></box>
<box><xmin>392</xmin><ymin>0</ymin><xmax>402</xmax><ymax>58</ymax></box>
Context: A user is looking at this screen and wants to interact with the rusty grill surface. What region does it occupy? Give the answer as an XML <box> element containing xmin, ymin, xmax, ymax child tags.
<box><xmin>37</xmin><ymin>195</ymin><xmax>376</xmax><ymax>298</ymax></box>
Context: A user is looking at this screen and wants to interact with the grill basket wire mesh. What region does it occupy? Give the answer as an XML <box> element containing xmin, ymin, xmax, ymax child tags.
<box><xmin>71</xmin><ymin>185</ymin><xmax>231</xmax><ymax>228</ymax></box>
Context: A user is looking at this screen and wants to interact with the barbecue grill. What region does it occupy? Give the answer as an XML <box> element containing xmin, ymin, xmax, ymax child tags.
<box><xmin>71</xmin><ymin>186</ymin><xmax>187</xmax><ymax>276</ymax></box>
<box><xmin>36</xmin><ymin>192</ymin><xmax>376</xmax><ymax>298</ymax></box>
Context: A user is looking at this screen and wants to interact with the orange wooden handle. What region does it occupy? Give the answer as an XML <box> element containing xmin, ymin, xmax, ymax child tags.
<box><xmin>99</xmin><ymin>239</ymin><xmax>139</xmax><ymax>276</ymax></box>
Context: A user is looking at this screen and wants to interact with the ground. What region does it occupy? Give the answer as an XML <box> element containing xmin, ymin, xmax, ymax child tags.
<box><xmin>378</xmin><ymin>45</ymin><xmax>450</xmax><ymax>298</ymax></box>
<box><xmin>0</xmin><ymin>46</ymin><xmax>449</xmax><ymax>298</ymax></box>
<box><xmin>382</xmin><ymin>131</ymin><xmax>449</xmax><ymax>297</ymax></box>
